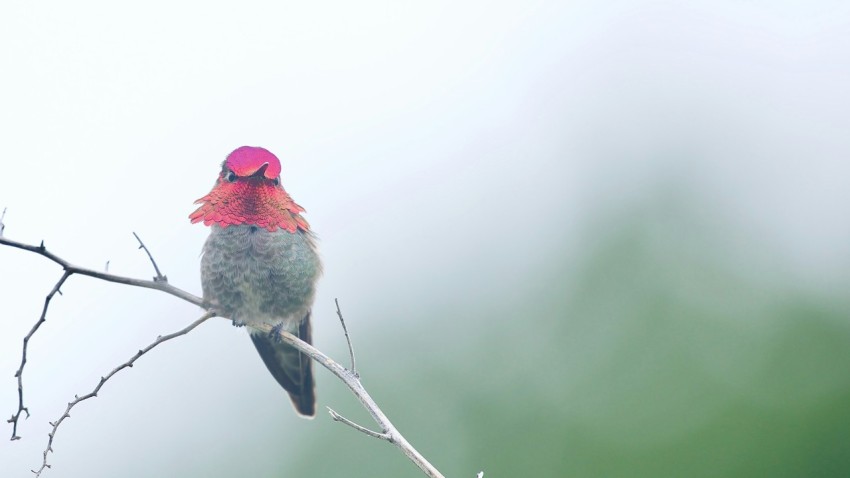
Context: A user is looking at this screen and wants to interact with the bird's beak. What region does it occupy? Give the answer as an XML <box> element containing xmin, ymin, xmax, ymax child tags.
<box><xmin>253</xmin><ymin>163</ymin><xmax>270</xmax><ymax>178</ymax></box>
<box><xmin>236</xmin><ymin>162</ymin><xmax>272</xmax><ymax>179</ymax></box>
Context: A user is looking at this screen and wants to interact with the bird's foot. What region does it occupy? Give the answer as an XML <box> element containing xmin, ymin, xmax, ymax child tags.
<box><xmin>269</xmin><ymin>323</ymin><xmax>285</xmax><ymax>343</ymax></box>
<box><xmin>232</xmin><ymin>318</ymin><xmax>246</xmax><ymax>327</ymax></box>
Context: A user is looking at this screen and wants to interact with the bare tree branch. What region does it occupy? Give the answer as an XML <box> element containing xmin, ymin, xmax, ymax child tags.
<box><xmin>7</xmin><ymin>271</ymin><xmax>72</xmax><ymax>441</ymax></box>
<box><xmin>132</xmin><ymin>232</ymin><xmax>166</xmax><ymax>282</ymax></box>
<box><xmin>2</xmin><ymin>233</ymin><xmax>448</xmax><ymax>478</ymax></box>
<box><xmin>334</xmin><ymin>298</ymin><xmax>357</xmax><ymax>377</ymax></box>
<box><xmin>32</xmin><ymin>310</ymin><xmax>216</xmax><ymax>477</ymax></box>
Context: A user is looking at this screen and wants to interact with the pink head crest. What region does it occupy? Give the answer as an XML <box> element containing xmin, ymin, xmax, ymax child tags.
<box><xmin>225</xmin><ymin>146</ymin><xmax>282</xmax><ymax>179</ymax></box>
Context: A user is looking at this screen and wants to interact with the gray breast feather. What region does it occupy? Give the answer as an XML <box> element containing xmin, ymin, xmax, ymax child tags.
<box><xmin>201</xmin><ymin>225</ymin><xmax>321</xmax><ymax>329</ymax></box>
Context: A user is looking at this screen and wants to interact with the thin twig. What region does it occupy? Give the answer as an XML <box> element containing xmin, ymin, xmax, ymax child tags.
<box><xmin>334</xmin><ymin>298</ymin><xmax>357</xmax><ymax>376</ymax></box>
<box><xmin>0</xmin><ymin>207</ymin><xmax>6</xmax><ymax>236</ymax></box>
<box><xmin>327</xmin><ymin>407</ymin><xmax>388</xmax><ymax>440</ymax></box>
<box><xmin>132</xmin><ymin>232</ymin><xmax>166</xmax><ymax>282</ymax></box>
<box><xmin>31</xmin><ymin>310</ymin><xmax>216</xmax><ymax>477</ymax></box>
<box><xmin>7</xmin><ymin>271</ymin><xmax>72</xmax><ymax>440</ymax></box>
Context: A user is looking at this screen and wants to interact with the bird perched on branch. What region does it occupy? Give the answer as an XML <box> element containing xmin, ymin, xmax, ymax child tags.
<box><xmin>190</xmin><ymin>146</ymin><xmax>322</xmax><ymax>417</ymax></box>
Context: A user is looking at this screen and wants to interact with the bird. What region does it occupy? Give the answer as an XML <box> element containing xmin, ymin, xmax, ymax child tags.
<box><xmin>190</xmin><ymin>146</ymin><xmax>322</xmax><ymax>417</ymax></box>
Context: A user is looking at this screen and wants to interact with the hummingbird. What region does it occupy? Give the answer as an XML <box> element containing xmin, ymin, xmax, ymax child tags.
<box><xmin>190</xmin><ymin>146</ymin><xmax>322</xmax><ymax>417</ymax></box>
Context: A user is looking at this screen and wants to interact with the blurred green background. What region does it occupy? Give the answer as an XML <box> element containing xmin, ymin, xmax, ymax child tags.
<box><xmin>276</xmin><ymin>192</ymin><xmax>850</xmax><ymax>478</ymax></box>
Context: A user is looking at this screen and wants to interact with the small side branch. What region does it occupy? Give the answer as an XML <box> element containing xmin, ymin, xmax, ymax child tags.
<box><xmin>334</xmin><ymin>298</ymin><xmax>357</xmax><ymax>376</ymax></box>
<box><xmin>32</xmin><ymin>310</ymin><xmax>216</xmax><ymax>477</ymax></box>
<box><xmin>7</xmin><ymin>270</ymin><xmax>72</xmax><ymax>441</ymax></box>
<box><xmin>0</xmin><ymin>207</ymin><xmax>6</xmax><ymax>236</ymax></box>
<box><xmin>132</xmin><ymin>232</ymin><xmax>166</xmax><ymax>282</ymax></box>
<box><xmin>327</xmin><ymin>407</ymin><xmax>388</xmax><ymax>440</ymax></box>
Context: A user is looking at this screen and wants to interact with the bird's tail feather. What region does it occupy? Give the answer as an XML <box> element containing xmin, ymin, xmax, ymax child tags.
<box><xmin>249</xmin><ymin>313</ymin><xmax>315</xmax><ymax>417</ymax></box>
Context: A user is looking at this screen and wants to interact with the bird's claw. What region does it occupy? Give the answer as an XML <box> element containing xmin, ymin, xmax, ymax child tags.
<box><xmin>269</xmin><ymin>323</ymin><xmax>284</xmax><ymax>343</ymax></box>
<box><xmin>232</xmin><ymin>318</ymin><xmax>246</xmax><ymax>327</ymax></box>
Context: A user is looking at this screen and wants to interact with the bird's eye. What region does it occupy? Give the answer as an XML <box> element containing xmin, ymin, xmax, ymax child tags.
<box><xmin>225</xmin><ymin>171</ymin><xmax>237</xmax><ymax>183</ymax></box>
<box><xmin>272</xmin><ymin>177</ymin><xmax>280</xmax><ymax>186</ymax></box>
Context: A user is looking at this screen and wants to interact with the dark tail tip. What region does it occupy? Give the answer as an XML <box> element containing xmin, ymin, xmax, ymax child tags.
<box><xmin>291</xmin><ymin>385</ymin><xmax>316</xmax><ymax>418</ymax></box>
<box><xmin>249</xmin><ymin>313</ymin><xmax>316</xmax><ymax>418</ymax></box>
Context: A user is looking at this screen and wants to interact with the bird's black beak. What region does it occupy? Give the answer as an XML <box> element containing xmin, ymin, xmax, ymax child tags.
<box><xmin>252</xmin><ymin>163</ymin><xmax>270</xmax><ymax>178</ymax></box>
